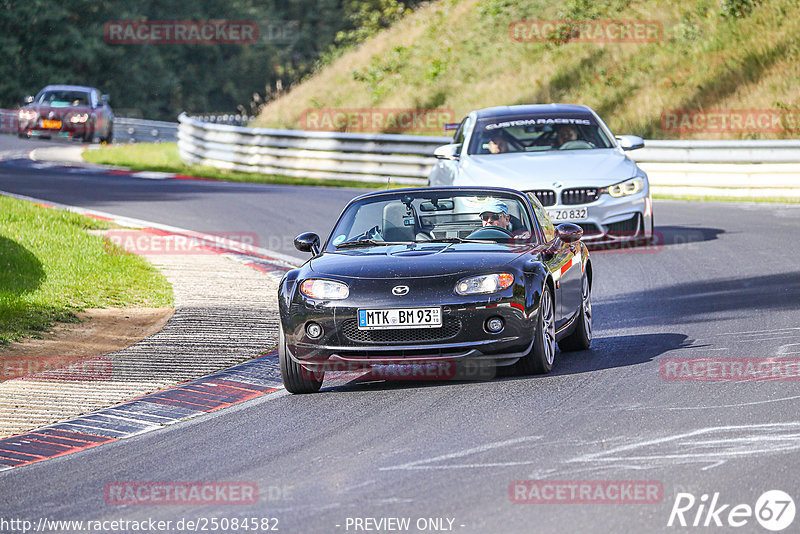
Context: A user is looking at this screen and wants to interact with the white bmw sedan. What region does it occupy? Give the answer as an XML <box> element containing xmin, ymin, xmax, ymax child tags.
<box><xmin>429</xmin><ymin>104</ymin><xmax>653</xmax><ymax>244</ymax></box>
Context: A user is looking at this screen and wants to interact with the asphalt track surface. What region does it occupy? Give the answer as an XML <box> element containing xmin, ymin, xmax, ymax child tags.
<box><xmin>2</xmin><ymin>135</ymin><xmax>800</xmax><ymax>532</ymax></box>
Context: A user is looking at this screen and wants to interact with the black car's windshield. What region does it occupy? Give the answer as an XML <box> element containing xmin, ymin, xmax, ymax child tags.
<box><xmin>327</xmin><ymin>191</ymin><xmax>537</xmax><ymax>251</ymax></box>
<box><xmin>467</xmin><ymin>113</ymin><xmax>614</xmax><ymax>155</ymax></box>
<box><xmin>36</xmin><ymin>90</ymin><xmax>91</xmax><ymax>107</ymax></box>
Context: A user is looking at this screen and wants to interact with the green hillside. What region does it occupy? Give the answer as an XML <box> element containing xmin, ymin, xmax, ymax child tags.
<box><xmin>254</xmin><ymin>0</ymin><xmax>800</xmax><ymax>139</ymax></box>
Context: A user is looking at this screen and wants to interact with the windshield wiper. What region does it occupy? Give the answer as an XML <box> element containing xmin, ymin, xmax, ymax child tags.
<box><xmin>424</xmin><ymin>237</ymin><xmax>492</xmax><ymax>244</ymax></box>
<box><xmin>336</xmin><ymin>239</ymin><xmax>409</xmax><ymax>249</ymax></box>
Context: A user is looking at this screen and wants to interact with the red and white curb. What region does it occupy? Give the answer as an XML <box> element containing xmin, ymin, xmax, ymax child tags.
<box><xmin>2</xmin><ymin>149</ymin><xmax>226</xmax><ymax>182</ymax></box>
<box><xmin>0</xmin><ymin>352</ymin><xmax>282</xmax><ymax>471</ymax></box>
<box><xmin>0</xmin><ymin>190</ymin><xmax>301</xmax><ymax>471</ymax></box>
<box><xmin>105</xmin><ymin>169</ymin><xmax>220</xmax><ymax>181</ymax></box>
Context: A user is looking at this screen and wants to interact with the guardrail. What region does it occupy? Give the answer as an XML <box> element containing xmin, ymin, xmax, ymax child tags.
<box><xmin>190</xmin><ymin>114</ymin><xmax>254</xmax><ymax>126</ymax></box>
<box><xmin>177</xmin><ymin>113</ymin><xmax>449</xmax><ymax>184</ymax></box>
<box><xmin>113</xmin><ymin>117</ymin><xmax>178</xmax><ymax>143</ymax></box>
<box><xmin>632</xmin><ymin>140</ymin><xmax>800</xmax><ymax>164</ymax></box>
<box><xmin>0</xmin><ymin>109</ymin><xmax>19</xmax><ymax>133</ymax></box>
<box><xmin>177</xmin><ymin>114</ymin><xmax>800</xmax><ymax>191</ymax></box>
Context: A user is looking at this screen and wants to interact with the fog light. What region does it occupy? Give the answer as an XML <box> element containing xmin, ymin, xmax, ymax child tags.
<box><xmin>305</xmin><ymin>322</ymin><xmax>323</xmax><ymax>339</ymax></box>
<box><xmin>485</xmin><ymin>317</ymin><xmax>504</xmax><ymax>333</ymax></box>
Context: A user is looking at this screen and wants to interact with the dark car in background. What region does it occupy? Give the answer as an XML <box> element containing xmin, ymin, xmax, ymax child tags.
<box><xmin>279</xmin><ymin>187</ymin><xmax>593</xmax><ymax>393</ymax></box>
<box><xmin>18</xmin><ymin>85</ymin><xmax>114</xmax><ymax>143</ymax></box>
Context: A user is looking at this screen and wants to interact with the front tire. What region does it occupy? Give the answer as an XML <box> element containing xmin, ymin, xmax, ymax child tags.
<box><xmin>83</xmin><ymin>130</ymin><xmax>94</xmax><ymax>143</ymax></box>
<box><xmin>279</xmin><ymin>325</ymin><xmax>323</xmax><ymax>394</ymax></box>
<box><xmin>516</xmin><ymin>286</ymin><xmax>556</xmax><ymax>375</ymax></box>
<box><xmin>101</xmin><ymin>122</ymin><xmax>113</xmax><ymax>144</ymax></box>
<box><xmin>558</xmin><ymin>272</ymin><xmax>592</xmax><ymax>352</ymax></box>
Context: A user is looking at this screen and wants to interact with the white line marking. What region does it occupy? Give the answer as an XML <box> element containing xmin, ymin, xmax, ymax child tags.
<box><xmin>131</xmin><ymin>171</ymin><xmax>173</xmax><ymax>180</ymax></box>
<box><xmin>778</xmin><ymin>343</ymin><xmax>800</xmax><ymax>355</ymax></box>
<box><xmin>701</xmin><ymin>460</ymin><xmax>726</xmax><ymax>471</ymax></box>
<box><xmin>720</xmin><ymin>327</ymin><xmax>800</xmax><ymax>336</ymax></box>
<box><xmin>570</xmin><ymin>422</ymin><xmax>800</xmax><ymax>462</ymax></box>
<box><xmin>379</xmin><ymin>435</ymin><xmax>541</xmax><ymax>471</ymax></box>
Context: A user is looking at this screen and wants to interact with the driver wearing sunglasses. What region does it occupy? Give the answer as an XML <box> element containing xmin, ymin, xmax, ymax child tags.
<box><xmin>479</xmin><ymin>199</ymin><xmax>511</xmax><ymax>229</ymax></box>
<box><xmin>478</xmin><ymin>198</ymin><xmax>531</xmax><ymax>240</ymax></box>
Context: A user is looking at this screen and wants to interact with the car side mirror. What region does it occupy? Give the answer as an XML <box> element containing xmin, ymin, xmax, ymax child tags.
<box><xmin>555</xmin><ymin>223</ymin><xmax>583</xmax><ymax>243</ymax></box>
<box><xmin>433</xmin><ymin>143</ymin><xmax>461</xmax><ymax>160</ymax></box>
<box><xmin>616</xmin><ymin>135</ymin><xmax>644</xmax><ymax>151</ymax></box>
<box><xmin>23</xmin><ymin>95</ymin><xmax>34</xmax><ymax>104</ymax></box>
<box><xmin>294</xmin><ymin>232</ymin><xmax>320</xmax><ymax>255</ymax></box>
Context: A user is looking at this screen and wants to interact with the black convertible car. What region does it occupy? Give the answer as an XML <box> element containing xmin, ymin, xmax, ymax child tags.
<box><xmin>278</xmin><ymin>187</ymin><xmax>592</xmax><ymax>393</ymax></box>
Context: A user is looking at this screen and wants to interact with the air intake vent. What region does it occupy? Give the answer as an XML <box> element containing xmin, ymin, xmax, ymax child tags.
<box><xmin>342</xmin><ymin>318</ymin><xmax>461</xmax><ymax>344</ymax></box>
<box><xmin>525</xmin><ymin>190</ymin><xmax>556</xmax><ymax>207</ymax></box>
<box><xmin>562</xmin><ymin>188</ymin><xmax>600</xmax><ymax>205</ymax></box>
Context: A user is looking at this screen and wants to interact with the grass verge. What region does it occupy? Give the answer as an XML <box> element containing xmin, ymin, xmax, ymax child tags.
<box><xmin>0</xmin><ymin>195</ymin><xmax>173</xmax><ymax>346</ymax></box>
<box><xmin>83</xmin><ymin>143</ymin><xmax>392</xmax><ymax>189</ymax></box>
<box><xmin>255</xmin><ymin>0</ymin><xmax>800</xmax><ymax>140</ymax></box>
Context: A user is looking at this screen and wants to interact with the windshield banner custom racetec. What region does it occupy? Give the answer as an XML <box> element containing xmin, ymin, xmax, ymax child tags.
<box><xmin>484</xmin><ymin>117</ymin><xmax>593</xmax><ymax>130</ymax></box>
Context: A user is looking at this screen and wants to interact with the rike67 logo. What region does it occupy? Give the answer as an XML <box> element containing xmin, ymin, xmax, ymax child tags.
<box><xmin>668</xmin><ymin>490</ymin><xmax>796</xmax><ymax>531</ymax></box>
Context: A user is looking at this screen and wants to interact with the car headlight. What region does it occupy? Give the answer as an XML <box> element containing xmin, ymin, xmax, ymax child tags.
<box><xmin>455</xmin><ymin>273</ymin><xmax>514</xmax><ymax>295</ymax></box>
<box><xmin>299</xmin><ymin>279</ymin><xmax>349</xmax><ymax>300</ymax></box>
<box><xmin>69</xmin><ymin>113</ymin><xmax>89</xmax><ymax>124</ymax></box>
<box><xmin>602</xmin><ymin>177</ymin><xmax>644</xmax><ymax>198</ymax></box>
<box><xmin>19</xmin><ymin>110</ymin><xmax>37</xmax><ymax>121</ymax></box>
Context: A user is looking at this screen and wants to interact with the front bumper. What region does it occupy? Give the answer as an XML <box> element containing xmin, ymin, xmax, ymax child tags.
<box><xmin>283</xmin><ymin>294</ymin><xmax>537</xmax><ymax>369</ymax></box>
<box><xmin>545</xmin><ymin>188</ymin><xmax>653</xmax><ymax>244</ymax></box>
<box><xmin>19</xmin><ymin>119</ymin><xmax>90</xmax><ymax>139</ymax></box>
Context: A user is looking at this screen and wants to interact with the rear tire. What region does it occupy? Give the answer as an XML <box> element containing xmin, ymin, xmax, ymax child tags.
<box><xmin>515</xmin><ymin>286</ymin><xmax>556</xmax><ymax>375</ymax></box>
<box><xmin>558</xmin><ymin>272</ymin><xmax>592</xmax><ymax>352</ymax></box>
<box><xmin>279</xmin><ymin>325</ymin><xmax>323</xmax><ymax>394</ymax></box>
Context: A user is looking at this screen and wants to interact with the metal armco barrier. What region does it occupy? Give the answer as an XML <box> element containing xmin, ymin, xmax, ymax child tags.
<box><xmin>177</xmin><ymin>113</ymin><xmax>800</xmax><ymax>192</ymax></box>
<box><xmin>177</xmin><ymin>113</ymin><xmax>449</xmax><ymax>184</ymax></box>
<box><xmin>114</xmin><ymin>117</ymin><xmax>178</xmax><ymax>143</ymax></box>
<box><xmin>631</xmin><ymin>141</ymin><xmax>800</xmax><ymax>197</ymax></box>
<box><xmin>632</xmin><ymin>139</ymin><xmax>800</xmax><ymax>163</ymax></box>
<box><xmin>0</xmin><ymin>109</ymin><xmax>19</xmax><ymax>133</ymax></box>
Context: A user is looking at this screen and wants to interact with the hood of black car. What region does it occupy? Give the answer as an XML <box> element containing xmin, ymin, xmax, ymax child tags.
<box><xmin>309</xmin><ymin>243</ymin><xmax>531</xmax><ymax>279</ymax></box>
